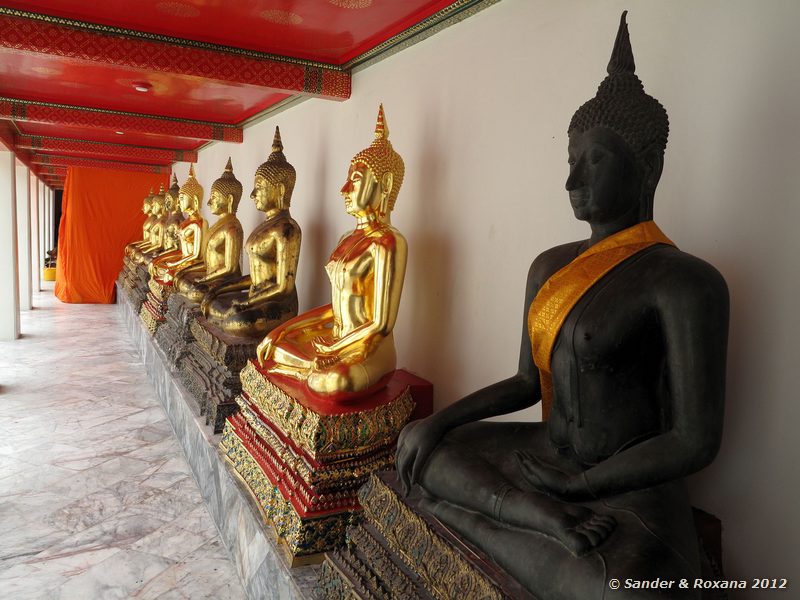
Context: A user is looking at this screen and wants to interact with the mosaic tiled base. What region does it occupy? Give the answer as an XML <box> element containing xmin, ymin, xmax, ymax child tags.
<box><xmin>221</xmin><ymin>364</ymin><xmax>433</xmax><ymax>562</ymax></box>
<box><xmin>179</xmin><ymin>316</ymin><xmax>257</xmax><ymax>433</ymax></box>
<box><xmin>318</xmin><ymin>472</ymin><xmax>531</xmax><ymax>600</ymax></box>
<box><xmin>117</xmin><ymin>284</ymin><xmax>318</xmax><ymax>599</ymax></box>
<box><xmin>139</xmin><ymin>279</ymin><xmax>173</xmax><ymax>336</ymax></box>
<box><xmin>120</xmin><ymin>262</ymin><xmax>151</xmax><ymax>312</ymax></box>
<box><xmin>154</xmin><ymin>293</ymin><xmax>199</xmax><ymax>370</ymax></box>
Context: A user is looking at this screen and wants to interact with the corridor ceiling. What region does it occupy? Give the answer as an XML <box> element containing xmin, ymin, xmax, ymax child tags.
<box><xmin>0</xmin><ymin>0</ymin><xmax>490</xmax><ymax>189</ymax></box>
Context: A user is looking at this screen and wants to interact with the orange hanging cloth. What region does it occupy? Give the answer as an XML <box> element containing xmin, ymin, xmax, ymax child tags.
<box><xmin>55</xmin><ymin>166</ymin><xmax>169</xmax><ymax>303</ymax></box>
<box><xmin>528</xmin><ymin>221</ymin><xmax>675</xmax><ymax>421</ymax></box>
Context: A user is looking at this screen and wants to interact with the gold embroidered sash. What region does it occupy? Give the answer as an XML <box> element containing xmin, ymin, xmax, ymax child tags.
<box><xmin>528</xmin><ymin>221</ymin><xmax>675</xmax><ymax>421</ymax></box>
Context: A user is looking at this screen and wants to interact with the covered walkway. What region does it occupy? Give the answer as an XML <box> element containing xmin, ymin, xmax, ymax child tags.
<box><xmin>0</xmin><ymin>286</ymin><xmax>246</xmax><ymax>599</ymax></box>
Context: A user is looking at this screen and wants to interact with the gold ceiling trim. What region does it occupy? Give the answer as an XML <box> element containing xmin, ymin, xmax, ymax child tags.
<box><xmin>344</xmin><ymin>0</ymin><xmax>500</xmax><ymax>71</ymax></box>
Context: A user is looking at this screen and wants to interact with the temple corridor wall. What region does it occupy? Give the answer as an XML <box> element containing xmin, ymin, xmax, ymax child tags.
<box><xmin>170</xmin><ymin>0</ymin><xmax>800</xmax><ymax>593</ymax></box>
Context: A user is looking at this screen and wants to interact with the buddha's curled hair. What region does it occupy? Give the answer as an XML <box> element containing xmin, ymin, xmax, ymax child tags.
<box><xmin>568</xmin><ymin>12</ymin><xmax>669</xmax><ymax>159</ymax></box>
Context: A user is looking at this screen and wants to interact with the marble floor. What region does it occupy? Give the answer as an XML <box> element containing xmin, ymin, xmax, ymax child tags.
<box><xmin>0</xmin><ymin>286</ymin><xmax>247</xmax><ymax>600</ymax></box>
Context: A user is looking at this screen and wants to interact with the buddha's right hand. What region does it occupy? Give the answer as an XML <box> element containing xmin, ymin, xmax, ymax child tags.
<box><xmin>255</xmin><ymin>337</ymin><xmax>273</xmax><ymax>366</ymax></box>
<box><xmin>396</xmin><ymin>416</ymin><xmax>448</xmax><ymax>496</ymax></box>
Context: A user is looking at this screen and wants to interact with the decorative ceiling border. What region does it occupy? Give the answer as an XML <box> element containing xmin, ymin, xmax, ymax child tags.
<box><xmin>0</xmin><ymin>6</ymin><xmax>343</xmax><ymax>71</ymax></box>
<box><xmin>0</xmin><ymin>97</ymin><xmax>243</xmax><ymax>143</ymax></box>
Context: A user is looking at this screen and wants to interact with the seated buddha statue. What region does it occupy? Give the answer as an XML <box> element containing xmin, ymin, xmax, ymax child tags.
<box><xmin>149</xmin><ymin>166</ymin><xmax>207</xmax><ymax>285</ymax></box>
<box><xmin>256</xmin><ymin>105</ymin><xmax>407</xmax><ymax>400</ymax></box>
<box><xmin>173</xmin><ymin>158</ymin><xmax>244</xmax><ymax>303</ymax></box>
<box><xmin>396</xmin><ymin>13</ymin><xmax>729</xmax><ymax>598</ymax></box>
<box><xmin>129</xmin><ymin>185</ymin><xmax>168</xmax><ymax>264</ymax></box>
<box><xmin>124</xmin><ymin>189</ymin><xmax>154</xmax><ymax>259</ymax></box>
<box><xmin>199</xmin><ymin>127</ymin><xmax>301</xmax><ymax>337</ymax></box>
<box><xmin>161</xmin><ymin>174</ymin><xmax>184</xmax><ymax>253</ymax></box>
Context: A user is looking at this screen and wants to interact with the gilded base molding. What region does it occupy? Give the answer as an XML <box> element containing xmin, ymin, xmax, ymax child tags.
<box><xmin>239</xmin><ymin>362</ymin><xmax>420</xmax><ymax>460</ymax></box>
<box><xmin>221</xmin><ymin>423</ymin><xmax>353</xmax><ymax>559</ymax></box>
<box><xmin>153</xmin><ymin>294</ymin><xmax>199</xmax><ymax>369</ymax></box>
<box><xmin>318</xmin><ymin>473</ymin><xmax>535</xmax><ymax>600</ymax></box>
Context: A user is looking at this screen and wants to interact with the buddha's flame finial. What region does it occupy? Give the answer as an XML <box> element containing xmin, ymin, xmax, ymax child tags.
<box><xmin>158</xmin><ymin>184</ymin><xmax>165</xmax><ymax>193</ymax></box>
<box><xmin>170</xmin><ymin>173</ymin><xmax>178</xmax><ymax>186</ymax></box>
<box><xmin>189</xmin><ymin>164</ymin><xmax>196</xmax><ymax>178</ymax></box>
<box><xmin>149</xmin><ymin>187</ymin><xmax>154</xmax><ymax>194</ymax></box>
<box><xmin>272</xmin><ymin>126</ymin><xmax>283</xmax><ymax>153</ymax></box>
<box><xmin>225</xmin><ymin>157</ymin><xmax>233</xmax><ymax>172</ymax></box>
<box><xmin>607</xmin><ymin>11</ymin><xmax>635</xmax><ymax>75</ymax></box>
<box><xmin>374</xmin><ymin>103</ymin><xmax>389</xmax><ymax>140</ymax></box>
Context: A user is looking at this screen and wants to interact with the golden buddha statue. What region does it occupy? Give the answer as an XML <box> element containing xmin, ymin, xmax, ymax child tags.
<box><xmin>173</xmin><ymin>157</ymin><xmax>244</xmax><ymax>303</ymax></box>
<box><xmin>124</xmin><ymin>189</ymin><xmax>155</xmax><ymax>259</ymax></box>
<box><xmin>161</xmin><ymin>174</ymin><xmax>184</xmax><ymax>252</ymax></box>
<box><xmin>199</xmin><ymin>127</ymin><xmax>301</xmax><ymax>337</ymax></box>
<box><xmin>130</xmin><ymin>185</ymin><xmax>168</xmax><ymax>264</ymax></box>
<box><xmin>256</xmin><ymin>105</ymin><xmax>407</xmax><ymax>399</ymax></box>
<box><xmin>149</xmin><ymin>166</ymin><xmax>207</xmax><ymax>285</ymax></box>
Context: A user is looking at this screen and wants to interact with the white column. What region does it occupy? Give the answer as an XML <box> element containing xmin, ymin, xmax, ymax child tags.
<box><xmin>0</xmin><ymin>150</ymin><xmax>20</xmax><ymax>340</ymax></box>
<box><xmin>30</xmin><ymin>174</ymin><xmax>40</xmax><ymax>292</ymax></box>
<box><xmin>45</xmin><ymin>187</ymin><xmax>51</xmax><ymax>253</ymax></box>
<box><xmin>16</xmin><ymin>162</ymin><xmax>31</xmax><ymax>310</ymax></box>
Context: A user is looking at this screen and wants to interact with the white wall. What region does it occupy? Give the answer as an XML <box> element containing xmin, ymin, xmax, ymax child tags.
<box><xmin>173</xmin><ymin>0</ymin><xmax>800</xmax><ymax>589</ymax></box>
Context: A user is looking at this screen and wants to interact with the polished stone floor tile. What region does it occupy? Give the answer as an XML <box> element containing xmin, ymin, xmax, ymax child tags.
<box><xmin>0</xmin><ymin>287</ymin><xmax>247</xmax><ymax>600</ymax></box>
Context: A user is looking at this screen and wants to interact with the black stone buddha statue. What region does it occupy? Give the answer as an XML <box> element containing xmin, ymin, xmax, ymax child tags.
<box><xmin>396</xmin><ymin>13</ymin><xmax>729</xmax><ymax>599</ymax></box>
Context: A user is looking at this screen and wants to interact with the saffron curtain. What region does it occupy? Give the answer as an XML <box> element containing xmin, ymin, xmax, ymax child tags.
<box><xmin>55</xmin><ymin>166</ymin><xmax>168</xmax><ymax>303</ymax></box>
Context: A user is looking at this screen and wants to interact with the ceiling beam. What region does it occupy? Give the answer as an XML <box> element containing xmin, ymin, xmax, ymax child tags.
<box><xmin>15</xmin><ymin>135</ymin><xmax>196</xmax><ymax>164</ymax></box>
<box><xmin>0</xmin><ymin>98</ymin><xmax>242</xmax><ymax>143</ymax></box>
<box><xmin>36</xmin><ymin>165</ymin><xmax>67</xmax><ymax>176</ymax></box>
<box><xmin>0</xmin><ymin>11</ymin><xmax>350</xmax><ymax>101</ymax></box>
<box><xmin>32</xmin><ymin>154</ymin><xmax>171</xmax><ymax>174</ymax></box>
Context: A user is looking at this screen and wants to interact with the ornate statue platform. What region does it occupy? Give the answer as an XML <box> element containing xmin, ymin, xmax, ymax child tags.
<box><xmin>318</xmin><ymin>477</ymin><xmax>728</xmax><ymax>600</ymax></box>
<box><xmin>119</xmin><ymin>262</ymin><xmax>151</xmax><ymax>312</ymax></box>
<box><xmin>180</xmin><ymin>315</ymin><xmax>256</xmax><ymax>432</ymax></box>
<box><xmin>140</xmin><ymin>278</ymin><xmax>173</xmax><ymax>335</ymax></box>
<box><xmin>154</xmin><ymin>293</ymin><xmax>199</xmax><ymax>370</ymax></box>
<box><xmin>318</xmin><ymin>472</ymin><xmax>535</xmax><ymax>600</ymax></box>
<box><xmin>220</xmin><ymin>363</ymin><xmax>433</xmax><ymax>564</ymax></box>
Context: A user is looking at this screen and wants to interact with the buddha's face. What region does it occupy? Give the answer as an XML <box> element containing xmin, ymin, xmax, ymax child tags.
<box><xmin>251</xmin><ymin>175</ymin><xmax>282</xmax><ymax>212</ymax></box>
<box><xmin>143</xmin><ymin>202</ymin><xmax>151</xmax><ymax>215</ymax></box>
<box><xmin>208</xmin><ymin>188</ymin><xmax>230</xmax><ymax>216</ymax></box>
<box><xmin>164</xmin><ymin>196</ymin><xmax>174</xmax><ymax>213</ymax></box>
<box><xmin>151</xmin><ymin>201</ymin><xmax>164</xmax><ymax>216</ymax></box>
<box><xmin>341</xmin><ymin>161</ymin><xmax>380</xmax><ymax>217</ymax></box>
<box><xmin>178</xmin><ymin>192</ymin><xmax>192</xmax><ymax>213</ymax></box>
<box><xmin>566</xmin><ymin>127</ymin><xmax>641</xmax><ymax>224</ymax></box>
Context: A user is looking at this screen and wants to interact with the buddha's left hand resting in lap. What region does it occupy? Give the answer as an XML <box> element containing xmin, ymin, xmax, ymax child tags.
<box><xmin>396</xmin><ymin>13</ymin><xmax>728</xmax><ymax>599</ymax></box>
<box><xmin>256</xmin><ymin>105</ymin><xmax>407</xmax><ymax>399</ymax></box>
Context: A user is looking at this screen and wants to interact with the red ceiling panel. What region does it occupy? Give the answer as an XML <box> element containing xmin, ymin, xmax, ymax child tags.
<box><xmin>1</xmin><ymin>0</ymin><xmax>457</xmax><ymax>65</ymax></box>
<box><xmin>1</xmin><ymin>1</ymin><xmax>484</xmax><ymax>173</ymax></box>
<box><xmin>0</xmin><ymin>48</ymin><xmax>293</xmax><ymax>123</ymax></box>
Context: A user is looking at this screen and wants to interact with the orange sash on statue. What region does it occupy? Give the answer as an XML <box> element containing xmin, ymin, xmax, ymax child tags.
<box><xmin>528</xmin><ymin>221</ymin><xmax>675</xmax><ymax>420</ymax></box>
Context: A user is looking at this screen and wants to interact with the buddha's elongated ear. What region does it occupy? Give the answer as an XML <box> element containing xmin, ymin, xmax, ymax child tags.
<box><xmin>277</xmin><ymin>182</ymin><xmax>286</xmax><ymax>205</ymax></box>
<box><xmin>641</xmin><ymin>147</ymin><xmax>664</xmax><ymax>191</ymax></box>
<box><xmin>381</xmin><ymin>172</ymin><xmax>393</xmax><ymax>197</ymax></box>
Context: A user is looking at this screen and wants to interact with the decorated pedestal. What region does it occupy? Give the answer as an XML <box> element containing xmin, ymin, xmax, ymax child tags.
<box><xmin>139</xmin><ymin>278</ymin><xmax>173</xmax><ymax>336</ymax></box>
<box><xmin>318</xmin><ymin>472</ymin><xmax>533</xmax><ymax>600</ymax></box>
<box><xmin>220</xmin><ymin>363</ymin><xmax>432</xmax><ymax>564</ymax></box>
<box><xmin>181</xmin><ymin>315</ymin><xmax>256</xmax><ymax>433</ymax></box>
<box><xmin>120</xmin><ymin>261</ymin><xmax>152</xmax><ymax>312</ymax></box>
<box><xmin>318</xmin><ymin>477</ymin><xmax>728</xmax><ymax>600</ymax></box>
<box><xmin>154</xmin><ymin>293</ymin><xmax>199</xmax><ymax>370</ymax></box>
